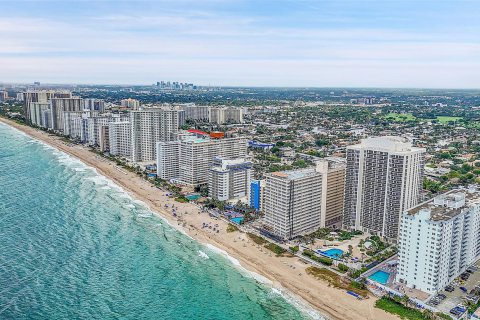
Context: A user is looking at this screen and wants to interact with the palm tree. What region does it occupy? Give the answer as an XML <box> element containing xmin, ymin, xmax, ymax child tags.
<box><xmin>422</xmin><ymin>309</ymin><xmax>434</xmax><ymax>320</ymax></box>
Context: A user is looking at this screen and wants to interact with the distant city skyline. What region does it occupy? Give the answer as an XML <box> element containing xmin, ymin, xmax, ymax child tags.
<box><xmin>1</xmin><ymin>0</ymin><xmax>480</xmax><ymax>88</ymax></box>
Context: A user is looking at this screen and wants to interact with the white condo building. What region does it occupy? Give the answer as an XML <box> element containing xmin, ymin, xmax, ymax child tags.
<box><xmin>209</xmin><ymin>107</ymin><xmax>244</xmax><ymax>124</ymax></box>
<box><xmin>84</xmin><ymin>98</ymin><xmax>105</xmax><ymax>112</ymax></box>
<box><xmin>180</xmin><ymin>104</ymin><xmax>210</xmax><ymax>122</ymax></box>
<box><xmin>130</xmin><ymin>108</ymin><xmax>184</xmax><ymax>162</ymax></box>
<box><xmin>28</xmin><ymin>102</ymin><xmax>53</xmax><ymax>129</ymax></box>
<box><xmin>156</xmin><ymin>136</ymin><xmax>248</xmax><ymax>186</ymax></box>
<box><xmin>120</xmin><ymin>98</ymin><xmax>140</xmax><ymax>109</ymax></box>
<box><xmin>343</xmin><ymin>136</ymin><xmax>425</xmax><ymax>241</ymax></box>
<box><xmin>208</xmin><ymin>157</ymin><xmax>252</xmax><ymax>201</ymax></box>
<box><xmin>396</xmin><ymin>188</ymin><xmax>480</xmax><ymax>294</ymax></box>
<box><xmin>63</xmin><ymin>110</ymin><xmax>98</xmax><ymax>139</ymax></box>
<box><xmin>264</xmin><ymin>168</ymin><xmax>323</xmax><ymax>239</ymax></box>
<box><xmin>50</xmin><ymin>97</ymin><xmax>84</xmax><ymax>131</ymax></box>
<box><xmin>156</xmin><ymin>141</ymin><xmax>180</xmax><ymax>180</ymax></box>
<box><xmin>87</xmin><ymin>116</ymin><xmax>112</xmax><ymax>146</ymax></box>
<box><xmin>109</xmin><ymin>121</ymin><xmax>131</xmax><ymax>158</ymax></box>
<box><xmin>23</xmin><ymin>90</ymin><xmax>72</xmax><ymax>123</ymax></box>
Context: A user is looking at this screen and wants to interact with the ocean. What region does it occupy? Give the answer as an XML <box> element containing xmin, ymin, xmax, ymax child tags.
<box><xmin>0</xmin><ymin>123</ymin><xmax>323</xmax><ymax>320</ymax></box>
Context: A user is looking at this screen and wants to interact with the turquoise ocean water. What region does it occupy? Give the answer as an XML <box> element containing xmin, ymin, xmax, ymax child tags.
<box><xmin>0</xmin><ymin>123</ymin><xmax>324</xmax><ymax>320</ymax></box>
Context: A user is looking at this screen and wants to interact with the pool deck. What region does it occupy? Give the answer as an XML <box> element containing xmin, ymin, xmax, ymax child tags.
<box><xmin>363</xmin><ymin>255</ymin><xmax>430</xmax><ymax>301</ymax></box>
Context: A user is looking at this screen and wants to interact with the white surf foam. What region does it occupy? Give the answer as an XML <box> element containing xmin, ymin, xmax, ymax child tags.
<box><xmin>269</xmin><ymin>287</ymin><xmax>327</xmax><ymax>320</ymax></box>
<box><xmin>5</xmin><ymin>122</ymin><xmax>325</xmax><ymax>319</ymax></box>
<box><xmin>203</xmin><ymin>243</ymin><xmax>326</xmax><ymax>320</ymax></box>
<box><xmin>204</xmin><ymin>243</ymin><xmax>272</xmax><ymax>285</ymax></box>
<box><xmin>198</xmin><ymin>250</ymin><xmax>209</xmax><ymax>259</ymax></box>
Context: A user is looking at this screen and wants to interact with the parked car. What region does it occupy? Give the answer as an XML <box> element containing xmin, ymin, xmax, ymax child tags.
<box><xmin>445</xmin><ymin>285</ymin><xmax>455</xmax><ymax>292</ymax></box>
<box><xmin>437</xmin><ymin>294</ymin><xmax>446</xmax><ymax>300</ymax></box>
<box><xmin>460</xmin><ymin>286</ymin><xmax>468</xmax><ymax>293</ymax></box>
<box><xmin>450</xmin><ymin>308</ymin><xmax>462</xmax><ymax>316</ymax></box>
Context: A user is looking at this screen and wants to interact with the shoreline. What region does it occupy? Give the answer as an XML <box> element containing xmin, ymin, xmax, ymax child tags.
<box><xmin>0</xmin><ymin>117</ymin><xmax>398</xmax><ymax>320</ymax></box>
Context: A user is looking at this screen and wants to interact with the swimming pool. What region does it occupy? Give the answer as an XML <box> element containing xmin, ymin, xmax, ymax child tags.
<box><xmin>317</xmin><ymin>248</ymin><xmax>344</xmax><ymax>259</ymax></box>
<box><xmin>186</xmin><ymin>194</ymin><xmax>200</xmax><ymax>201</ymax></box>
<box><xmin>230</xmin><ymin>217</ymin><xmax>244</xmax><ymax>224</ymax></box>
<box><xmin>369</xmin><ymin>270</ymin><xmax>391</xmax><ymax>285</ymax></box>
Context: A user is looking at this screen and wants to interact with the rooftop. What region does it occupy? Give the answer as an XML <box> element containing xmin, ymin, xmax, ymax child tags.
<box><xmin>348</xmin><ymin>136</ymin><xmax>424</xmax><ymax>153</ymax></box>
<box><xmin>270</xmin><ymin>168</ymin><xmax>318</xmax><ymax>180</ymax></box>
<box><xmin>406</xmin><ymin>187</ymin><xmax>480</xmax><ymax>221</ymax></box>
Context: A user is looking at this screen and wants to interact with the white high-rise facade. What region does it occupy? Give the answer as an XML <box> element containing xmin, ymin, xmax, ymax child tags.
<box><xmin>50</xmin><ymin>97</ymin><xmax>84</xmax><ymax>131</ymax></box>
<box><xmin>130</xmin><ymin>108</ymin><xmax>184</xmax><ymax>162</ymax></box>
<box><xmin>156</xmin><ymin>136</ymin><xmax>248</xmax><ymax>186</ymax></box>
<box><xmin>23</xmin><ymin>90</ymin><xmax>72</xmax><ymax>123</ymax></box>
<box><xmin>396</xmin><ymin>189</ymin><xmax>480</xmax><ymax>294</ymax></box>
<box><xmin>343</xmin><ymin>136</ymin><xmax>425</xmax><ymax>241</ymax></box>
<box><xmin>84</xmin><ymin>98</ymin><xmax>105</xmax><ymax>112</ymax></box>
<box><xmin>63</xmin><ymin>110</ymin><xmax>100</xmax><ymax>138</ymax></box>
<box><xmin>87</xmin><ymin>116</ymin><xmax>112</xmax><ymax>146</ymax></box>
<box><xmin>109</xmin><ymin>121</ymin><xmax>131</xmax><ymax>158</ymax></box>
<box><xmin>208</xmin><ymin>157</ymin><xmax>252</xmax><ymax>201</ymax></box>
<box><xmin>209</xmin><ymin>107</ymin><xmax>244</xmax><ymax>124</ymax></box>
<box><xmin>28</xmin><ymin>102</ymin><xmax>53</xmax><ymax>129</ymax></box>
<box><xmin>156</xmin><ymin>141</ymin><xmax>180</xmax><ymax>180</ymax></box>
<box><xmin>181</xmin><ymin>104</ymin><xmax>210</xmax><ymax>122</ymax></box>
<box><xmin>264</xmin><ymin>168</ymin><xmax>323</xmax><ymax>240</ymax></box>
<box><xmin>120</xmin><ymin>98</ymin><xmax>140</xmax><ymax>109</ymax></box>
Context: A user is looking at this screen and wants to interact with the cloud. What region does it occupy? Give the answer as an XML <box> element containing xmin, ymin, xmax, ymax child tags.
<box><xmin>0</xmin><ymin>0</ymin><xmax>479</xmax><ymax>87</ymax></box>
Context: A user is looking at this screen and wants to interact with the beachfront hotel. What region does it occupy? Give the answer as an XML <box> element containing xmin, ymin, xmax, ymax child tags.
<box><xmin>343</xmin><ymin>136</ymin><xmax>425</xmax><ymax>241</ymax></box>
<box><xmin>28</xmin><ymin>102</ymin><xmax>53</xmax><ymax>129</ymax></box>
<box><xmin>156</xmin><ymin>136</ymin><xmax>248</xmax><ymax>186</ymax></box>
<box><xmin>264</xmin><ymin>168</ymin><xmax>323</xmax><ymax>239</ymax></box>
<box><xmin>63</xmin><ymin>110</ymin><xmax>98</xmax><ymax>139</ymax></box>
<box><xmin>130</xmin><ymin>108</ymin><xmax>185</xmax><ymax>162</ymax></box>
<box><xmin>108</xmin><ymin>121</ymin><xmax>131</xmax><ymax>158</ymax></box>
<box><xmin>208</xmin><ymin>157</ymin><xmax>252</xmax><ymax>201</ymax></box>
<box><xmin>51</xmin><ymin>97</ymin><xmax>84</xmax><ymax>131</ymax></box>
<box><xmin>396</xmin><ymin>188</ymin><xmax>480</xmax><ymax>294</ymax></box>
<box><xmin>23</xmin><ymin>90</ymin><xmax>71</xmax><ymax>123</ymax></box>
<box><xmin>156</xmin><ymin>140</ymin><xmax>180</xmax><ymax>180</ymax></box>
<box><xmin>316</xmin><ymin>157</ymin><xmax>346</xmax><ymax>229</ymax></box>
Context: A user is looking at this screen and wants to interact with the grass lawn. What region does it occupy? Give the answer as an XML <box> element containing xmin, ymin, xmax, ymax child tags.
<box><xmin>247</xmin><ymin>233</ymin><xmax>268</xmax><ymax>245</ymax></box>
<box><xmin>375</xmin><ymin>297</ymin><xmax>427</xmax><ymax>320</ymax></box>
<box><xmin>264</xmin><ymin>243</ymin><xmax>287</xmax><ymax>256</ymax></box>
<box><xmin>383</xmin><ymin>112</ymin><xmax>416</xmax><ymax>122</ymax></box>
<box><xmin>436</xmin><ymin>116</ymin><xmax>463</xmax><ymax>123</ymax></box>
<box><xmin>306</xmin><ymin>267</ymin><xmax>369</xmax><ymax>297</ymax></box>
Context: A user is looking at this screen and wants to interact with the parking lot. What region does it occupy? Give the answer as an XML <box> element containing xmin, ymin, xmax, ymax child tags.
<box><xmin>429</xmin><ymin>261</ymin><xmax>480</xmax><ymax>318</ymax></box>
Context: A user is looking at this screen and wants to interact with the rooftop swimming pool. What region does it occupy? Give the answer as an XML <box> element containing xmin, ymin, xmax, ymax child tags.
<box><xmin>369</xmin><ymin>270</ymin><xmax>390</xmax><ymax>285</ymax></box>
<box><xmin>317</xmin><ymin>248</ymin><xmax>344</xmax><ymax>259</ymax></box>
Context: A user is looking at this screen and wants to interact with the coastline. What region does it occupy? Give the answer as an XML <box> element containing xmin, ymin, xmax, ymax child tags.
<box><xmin>0</xmin><ymin>117</ymin><xmax>398</xmax><ymax>320</ymax></box>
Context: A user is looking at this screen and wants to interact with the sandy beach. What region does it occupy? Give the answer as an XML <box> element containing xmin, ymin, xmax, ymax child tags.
<box><xmin>1</xmin><ymin>117</ymin><xmax>398</xmax><ymax>320</ymax></box>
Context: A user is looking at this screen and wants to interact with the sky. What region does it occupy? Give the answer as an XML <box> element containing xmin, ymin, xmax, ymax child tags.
<box><xmin>1</xmin><ymin>0</ymin><xmax>480</xmax><ymax>88</ymax></box>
